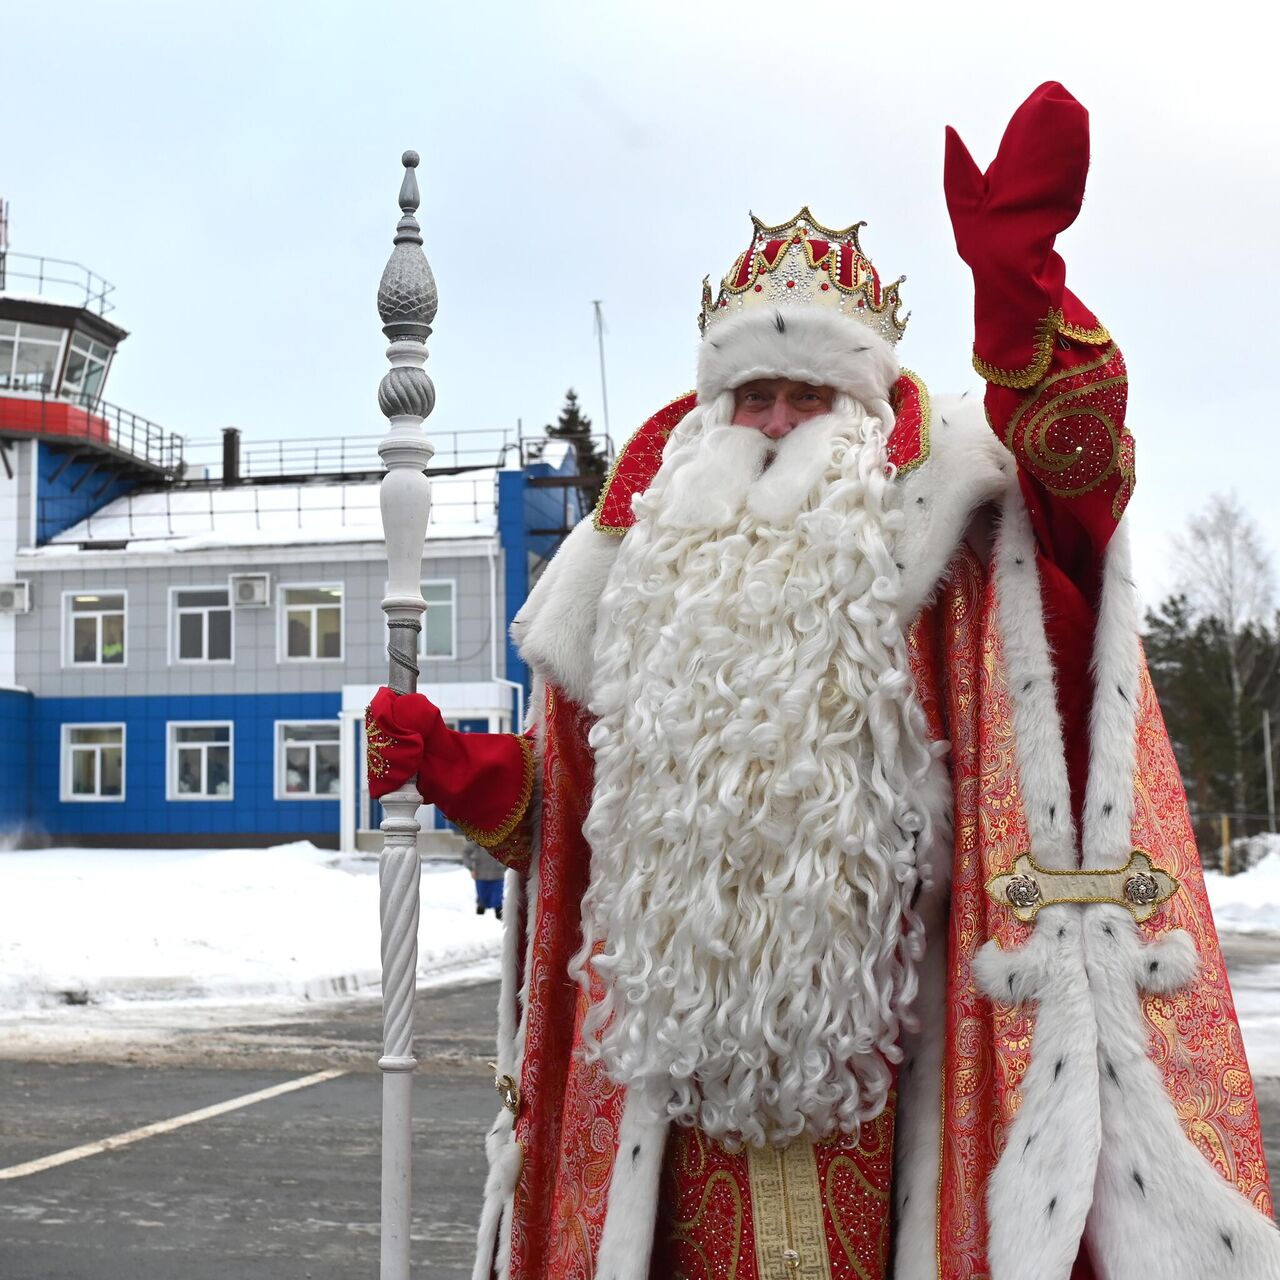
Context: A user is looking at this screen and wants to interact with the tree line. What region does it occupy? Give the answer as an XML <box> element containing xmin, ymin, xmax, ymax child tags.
<box><xmin>1144</xmin><ymin>494</ymin><xmax>1279</xmax><ymax>868</ymax></box>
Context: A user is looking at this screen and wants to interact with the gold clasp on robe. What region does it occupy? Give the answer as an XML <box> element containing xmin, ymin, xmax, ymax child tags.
<box><xmin>487</xmin><ymin>1062</ymin><xmax>521</xmax><ymax>1115</ymax></box>
<box><xmin>986</xmin><ymin>849</ymin><xmax>1178</xmax><ymax>923</ymax></box>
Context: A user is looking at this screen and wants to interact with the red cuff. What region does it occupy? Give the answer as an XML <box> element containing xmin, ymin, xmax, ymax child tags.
<box><xmin>366</xmin><ymin>688</ymin><xmax>536</xmax><ymax>848</ymax></box>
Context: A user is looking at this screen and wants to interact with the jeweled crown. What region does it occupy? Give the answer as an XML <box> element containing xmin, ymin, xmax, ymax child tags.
<box><xmin>699</xmin><ymin>208</ymin><xmax>908</xmax><ymax>345</ymax></box>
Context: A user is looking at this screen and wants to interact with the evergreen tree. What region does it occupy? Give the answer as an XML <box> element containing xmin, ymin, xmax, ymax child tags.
<box><xmin>1146</xmin><ymin>595</ymin><xmax>1280</xmax><ymax>863</ymax></box>
<box><xmin>544</xmin><ymin>389</ymin><xmax>608</xmax><ymax>510</ymax></box>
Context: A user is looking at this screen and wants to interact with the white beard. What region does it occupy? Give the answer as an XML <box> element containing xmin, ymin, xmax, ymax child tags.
<box><xmin>575</xmin><ymin>396</ymin><xmax>943</xmax><ymax>1149</ymax></box>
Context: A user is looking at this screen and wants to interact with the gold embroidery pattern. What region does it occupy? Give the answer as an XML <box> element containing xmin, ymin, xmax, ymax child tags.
<box><xmin>972</xmin><ymin>308</ymin><xmax>1062</xmax><ymax>389</ymax></box>
<box><xmin>660</xmin><ymin>1128</ymin><xmax>745</xmax><ymax>1280</ymax></box>
<box><xmin>364</xmin><ymin>705</ymin><xmax>393</xmax><ymax>781</ymax></box>
<box><xmin>1004</xmin><ymin>345</ymin><xmax>1131</xmax><ymax>500</ymax></box>
<box><xmin>1057</xmin><ymin>317</ymin><xmax>1111</xmax><ymax>344</ymax></box>
<box><xmin>820</xmin><ymin>1109</ymin><xmax>893</xmax><ymax>1280</ymax></box>
<box><xmin>746</xmin><ymin>1141</ymin><xmax>833</xmax><ymax>1279</ymax></box>
<box><xmin>972</xmin><ymin>309</ymin><xmax>1112</xmax><ymax>390</ymax></box>
<box><xmin>1129</xmin><ymin>662</ymin><xmax>1275</xmax><ymax>1216</ymax></box>
<box><xmin>455</xmin><ymin>735</ymin><xmax>536</xmax><ymax>849</ymax></box>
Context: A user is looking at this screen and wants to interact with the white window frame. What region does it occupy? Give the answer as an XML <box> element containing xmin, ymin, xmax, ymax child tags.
<box><xmin>59</xmin><ymin>723</ymin><xmax>126</xmax><ymax>803</ymax></box>
<box><xmin>168</xmin><ymin>585</ymin><xmax>234</xmax><ymax>665</ymax></box>
<box><xmin>278</xmin><ymin>582</ymin><xmax>345</xmax><ymax>663</ymax></box>
<box><xmin>420</xmin><ymin>579</ymin><xmax>457</xmax><ymax>661</ymax></box>
<box><xmin>62</xmin><ymin>332</ymin><xmax>112</xmax><ymax>402</ymax></box>
<box><xmin>0</xmin><ymin>320</ymin><xmax>68</xmax><ymax>394</ymax></box>
<box><xmin>274</xmin><ymin>720</ymin><xmax>342</xmax><ymax>800</ymax></box>
<box><xmin>61</xmin><ymin>589</ymin><xmax>128</xmax><ymax>668</ymax></box>
<box><xmin>166</xmin><ymin>721</ymin><xmax>235</xmax><ymax>802</ymax></box>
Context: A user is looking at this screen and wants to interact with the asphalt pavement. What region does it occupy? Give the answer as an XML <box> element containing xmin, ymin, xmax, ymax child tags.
<box><xmin>0</xmin><ymin>940</ymin><xmax>1276</xmax><ymax>1280</ymax></box>
<box><xmin>0</xmin><ymin>980</ymin><xmax>498</xmax><ymax>1280</ymax></box>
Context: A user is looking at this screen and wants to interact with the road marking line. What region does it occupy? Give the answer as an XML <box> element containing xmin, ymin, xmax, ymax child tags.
<box><xmin>0</xmin><ymin>1067</ymin><xmax>348</xmax><ymax>1181</ymax></box>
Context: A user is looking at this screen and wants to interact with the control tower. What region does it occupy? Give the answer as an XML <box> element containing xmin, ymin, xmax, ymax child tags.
<box><xmin>0</xmin><ymin>201</ymin><xmax>184</xmax><ymax>683</ymax></box>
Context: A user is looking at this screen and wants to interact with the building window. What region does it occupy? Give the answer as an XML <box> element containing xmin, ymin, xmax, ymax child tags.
<box><xmin>277</xmin><ymin>722</ymin><xmax>341</xmax><ymax>798</ymax></box>
<box><xmin>421</xmin><ymin>580</ymin><xmax>456</xmax><ymax>660</ymax></box>
<box><xmin>60</xmin><ymin>724</ymin><xmax>125</xmax><ymax>801</ymax></box>
<box><xmin>64</xmin><ymin>592</ymin><xmax>126</xmax><ymax>666</ymax></box>
<box><xmin>281</xmin><ymin>586</ymin><xmax>343</xmax><ymax>660</ymax></box>
<box><xmin>0</xmin><ymin>319</ymin><xmax>67</xmax><ymax>393</ymax></box>
<box><xmin>168</xmin><ymin>723</ymin><xmax>234</xmax><ymax>800</ymax></box>
<box><xmin>172</xmin><ymin>588</ymin><xmax>232</xmax><ymax>662</ymax></box>
<box><xmin>62</xmin><ymin>333</ymin><xmax>113</xmax><ymax>403</ymax></box>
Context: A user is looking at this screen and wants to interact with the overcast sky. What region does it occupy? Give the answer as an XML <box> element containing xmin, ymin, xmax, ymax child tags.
<box><xmin>5</xmin><ymin>0</ymin><xmax>1276</xmax><ymax>605</ymax></box>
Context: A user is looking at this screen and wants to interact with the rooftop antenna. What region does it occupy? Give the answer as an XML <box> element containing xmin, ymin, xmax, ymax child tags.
<box><xmin>0</xmin><ymin>200</ymin><xmax>9</xmax><ymax>290</ymax></box>
<box><xmin>591</xmin><ymin>299</ymin><xmax>613</xmax><ymax>456</ymax></box>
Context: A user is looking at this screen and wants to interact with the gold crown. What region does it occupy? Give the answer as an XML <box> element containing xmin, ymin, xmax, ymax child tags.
<box><xmin>699</xmin><ymin>207</ymin><xmax>907</xmax><ymax>345</ymax></box>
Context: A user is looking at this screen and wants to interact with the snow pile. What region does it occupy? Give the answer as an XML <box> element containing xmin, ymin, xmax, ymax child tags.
<box><xmin>0</xmin><ymin>843</ymin><xmax>501</xmax><ymax>1010</ymax></box>
<box><xmin>1206</xmin><ymin>845</ymin><xmax>1280</xmax><ymax>936</ymax></box>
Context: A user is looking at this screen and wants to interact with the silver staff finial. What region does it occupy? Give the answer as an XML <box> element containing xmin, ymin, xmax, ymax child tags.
<box><xmin>377</xmin><ymin>151</ymin><xmax>437</xmax><ymax>346</ymax></box>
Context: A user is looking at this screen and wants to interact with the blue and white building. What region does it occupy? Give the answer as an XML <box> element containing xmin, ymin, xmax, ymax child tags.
<box><xmin>0</xmin><ymin>226</ymin><xmax>585</xmax><ymax>850</ymax></box>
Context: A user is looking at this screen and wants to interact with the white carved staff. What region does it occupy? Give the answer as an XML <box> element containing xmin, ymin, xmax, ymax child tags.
<box><xmin>375</xmin><ymin>150</ymin><xmax>437</xmax><ymax>1280</ymax></box>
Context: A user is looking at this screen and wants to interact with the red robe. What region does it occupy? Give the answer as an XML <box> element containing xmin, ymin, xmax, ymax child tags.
<box><xmin>444</xmin><ymin>336</ymin><xmax>1272</xmax><ymax>1279</ymax></box>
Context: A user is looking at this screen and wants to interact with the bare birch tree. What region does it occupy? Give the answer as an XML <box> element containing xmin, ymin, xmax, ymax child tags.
<box><xmin>1173</xmin><ymin>492</ymin><xmax>1277</xmax><ymax>829</ymax></box>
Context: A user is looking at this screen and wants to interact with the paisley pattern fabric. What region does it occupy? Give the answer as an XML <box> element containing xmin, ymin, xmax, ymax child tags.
<box><xmin>912</xmin><ymin>549</ymin><xmax>1273</xmax><ymax>1277</ymax></box>
<box><xmin>651</xmin><ymin>1107</ymin><xmax>895</xmax><ymax>1280</ymax></box>
<box><xmin>508</xmin><ymin>689</ymin><xmax>599</xmax><ymax>1280</ymax></box>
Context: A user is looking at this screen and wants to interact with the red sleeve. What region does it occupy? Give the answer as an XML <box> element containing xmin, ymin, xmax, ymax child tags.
<box><xmin>981</xmin><ymin>333</ymin><xmax>1134</xmax><ymax>833</ymax></box>
<box><xmin>365</xmin><ymin>688</ymin><xmax>537</xmax><ymax>870</ymax></box>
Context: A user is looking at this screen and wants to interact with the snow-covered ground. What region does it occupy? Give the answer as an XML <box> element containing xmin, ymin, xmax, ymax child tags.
<box><xmin>1205</xmin><ymin>840</ymin><xmax>1280</xmax><ymax>935</ymax></box>
<box><xmin>0</xmin><ymin>842</ymin><xmax>501</xmax><ymax>1012</ymax></box>
<box><xmin>0</xmin><ymin>840</ymin><xmax>1276</xmax><ymax>1075</ymax></box>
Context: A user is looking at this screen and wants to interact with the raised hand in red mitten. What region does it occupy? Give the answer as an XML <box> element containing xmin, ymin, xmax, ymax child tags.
<box><xmin>944</xmin><ymin>81</ymin><xmax>1104</xmax><ymax>386</ymax></box>
<box><xmin>365</xmin><ymin>686</ymin><xmax>534</xmax><ymax>849</ymax></box>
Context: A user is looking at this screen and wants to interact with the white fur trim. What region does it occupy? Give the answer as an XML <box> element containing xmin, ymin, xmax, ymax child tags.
<box><xmin>512</xmin><ymin>517</ymin><xmax>620</xmax><ymax>708</ymax></box>
<box><xmin>891</xmin><ymin>771</ymin><xmax>954</xmax><ymax>1280</ymax></box>
<box><xmin>593</xmin><ymin>1083</ymin><xmax>670</xmax><ymax>1280</ymax></box>
<box><xmin>992</xmin><ymin>490</ymin><xmax>1077</xmax><ymax>869</ymax></box>
<box><xmin>977</xmin><ymin>912</ymin><xmax>1102</xmax><ymax>1280</ymax></box>
<box><xmin>1080</xmin><ymin>524</ymin><xmax>1142</xmax><ymax>871</ymax></box>
<box><xmin>982</xmin><ymin>501</ymin><xmax>1279</xmax><ymax>1276</ymax></box>
<box><xmin>1084</xmin><ymin>910</ymin><xmax>1280</xmax><ymax>1277</ymax></box>
<box><xmin>696</xmin><ymin>307</ymin><xmax>898</xmax><ymax>404</ymax></box>
<box><xmin>895</xmin><ymin>392</ymin><xmax>1012</xmax><ymax>619</ymax></box>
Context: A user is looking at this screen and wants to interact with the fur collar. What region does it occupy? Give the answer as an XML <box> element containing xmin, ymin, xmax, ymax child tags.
<box><xmin>513</xmin><ymin>391</ymin><xmax>1009</xmax><ymax>703</ymax></box>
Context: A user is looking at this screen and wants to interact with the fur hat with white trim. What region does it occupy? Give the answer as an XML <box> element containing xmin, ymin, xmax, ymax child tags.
<box><xmin>696</xmin><ymin>208</ymin><xmax>907</xmax><ymax>422</ymax></box>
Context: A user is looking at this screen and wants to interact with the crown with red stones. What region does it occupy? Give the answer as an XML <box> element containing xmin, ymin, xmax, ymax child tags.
<box><xmin>699</xmin><ymin>208</ymin><xmax>907</xmax><ymax>346</ymax></box>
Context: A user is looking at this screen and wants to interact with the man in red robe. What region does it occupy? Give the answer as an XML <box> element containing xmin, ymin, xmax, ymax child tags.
<box><xmin>367</xmin><ymin>84</ymin><xmax>1277</xmax><ymax>1279</ymax></box>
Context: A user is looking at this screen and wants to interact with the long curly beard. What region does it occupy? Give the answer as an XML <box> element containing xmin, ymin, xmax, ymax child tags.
<box><xmin>574</xmin><ymin>394</ymin><xmax>942</xmax><ymax>1150</ymax></box>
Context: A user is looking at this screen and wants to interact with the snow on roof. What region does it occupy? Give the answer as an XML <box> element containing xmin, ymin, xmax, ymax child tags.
<box><xmin>33</xmin><ymin>470</ymin><xmax>498</xmax><ymax>553</ymax></box>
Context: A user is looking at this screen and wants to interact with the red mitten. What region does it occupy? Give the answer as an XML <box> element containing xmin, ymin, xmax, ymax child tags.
<box><xmin>365</xmin><ymin>687</ymin><xmax>534</xmax><ymax>848</ymax></box>
<box><xmin>944</xmin><ymin>82</ymin><xmax>1104</xmax><ymax>385</ymax></box>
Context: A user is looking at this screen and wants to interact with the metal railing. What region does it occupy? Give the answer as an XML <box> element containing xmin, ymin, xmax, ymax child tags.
<box><xmin>182</xmin><ymin>427</ymin><xmax>524</xmax><ymax>481</ymax></box>
<box><xmin>0</xmin><ymin>250</ymin><xmax>117</xmax><ymax>315</ymax></box>
<box><xmin>0</xmin><ymin>388</ymin><xmax>183</xmax><ymax>473</ymax></box>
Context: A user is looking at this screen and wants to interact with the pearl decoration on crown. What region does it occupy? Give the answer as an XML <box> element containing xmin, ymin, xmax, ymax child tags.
<box><xmin>699</xmin><ymin>207</ymin><xmax>908</xmax><ymax>346</ymax></box>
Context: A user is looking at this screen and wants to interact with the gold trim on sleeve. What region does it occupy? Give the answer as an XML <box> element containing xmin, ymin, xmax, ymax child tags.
<box><xmin>455</xmin><ymin>735</ymin><xmax>537</xmax><ymax>850</ymax></box>
<box><xmin>985</xmin><ymin>849</ymin><xmax>1179</xmax><ymax>924</ymax></box>
<box><xmin>1056</xmin><ymin>318</ymin><xmax>1111</xmax><ymax>345</ymax></box>
<box><xmin>972</xmin><ymin>309</ymin><xmax>1062</xmax><ymax>390</ymax></box>
<box><xmin>973</xmin><ymin>310</ymin><xmax>1113</xmax><ymax>390</ymax></box>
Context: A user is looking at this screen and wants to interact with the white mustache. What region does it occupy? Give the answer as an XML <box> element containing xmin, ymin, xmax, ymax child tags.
<box><xmin>653</xmin><ymin>409</ymin><xmax>870</xmax><ymax>533</ymax></box>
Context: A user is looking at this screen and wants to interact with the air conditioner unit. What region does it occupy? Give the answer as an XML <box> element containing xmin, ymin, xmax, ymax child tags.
<box><xmin>229</xmin><ymin>572</ymin><xmax>271</xmax><ymax>607</ymax></box>
<box><xmin>0</xmin><ymin>582</ymin><xmax>31</xmax><ymax>614</ymax></box>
